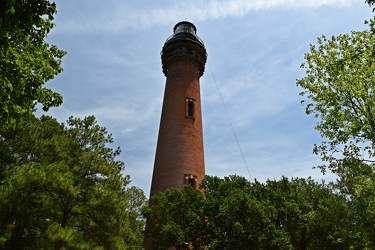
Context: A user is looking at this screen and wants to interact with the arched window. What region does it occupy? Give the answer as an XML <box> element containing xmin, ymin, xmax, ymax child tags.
<box><xmin>184</xmin><ymin>174</ymin><xmax>198</xmax><ymax>190</ymax></box>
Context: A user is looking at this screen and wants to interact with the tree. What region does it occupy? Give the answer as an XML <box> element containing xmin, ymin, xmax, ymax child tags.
<box><xmin>127</xmin><ymin>186</ymin><xmax>148</xmax><ymax>248</ymax></box>
<box><xmin>296</xmin><ymin>19</ymin><xmax>375</xmax><ymax>173</ymax></box>
<box><xmin>143</xmin><ymin>185</ymin><xmax>207</xmax><ymax>250</ymax></box>
<box><xmin>145</xmin><ymin>175</ymin><xmax>348</xmax><ymax>250</ymax></box>
<box><xmin>0</xmin><ymin>0</ymin><xmax>65</xmax><ymax>129</ymax></box>
<box><xmin>0</xmin><ymin>115</ymin><xmax>145</xmax><ymax>249</ymax></box>
<box><xmin>203</xmin><ymin>176</ymin><xmax>349</xmax><ymax>250</ymax></box>
<box><xmin>330</xmin><ymin>158</ymin><xmax>375</xmax><ymax>249</ymax></box>
<box><xmin>259</xmin><ymin>177</ymin><xmax>350</xmax><ymax>250</ymax></box>
<box><xmin>202</xmin><ymin>175</ymin><xmax>290</xmax><ymax>250</ymax></box>
<box><xmin>366</xmin><ymin>0</ymin><xmax>375</xmax><ymax>11</ymax></box>
<box><xmin>296</xmin><ymin>18</ymin><xmax>375</xmax><ymax>248</ymax></box>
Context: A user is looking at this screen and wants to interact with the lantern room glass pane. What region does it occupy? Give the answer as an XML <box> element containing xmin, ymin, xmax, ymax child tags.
<box><xmin>174</xmin><ymin>23</ymin><xmax>196</xmax><ymax>35</ymax></box>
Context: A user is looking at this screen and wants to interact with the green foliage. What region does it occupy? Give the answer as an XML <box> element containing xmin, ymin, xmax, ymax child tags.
<box><xmin>0</xmin><ymin>0</ymin><xmax>65</xmax><ymax>129</ymax></box>
<box><xmin>333</xmin><ymin>161</ymin><xmax>375</xmax><ymax>249</ymax></box>
<box><xmin>0</xmin><ymin>115</ymin><xmax>146</xmax><ymax>249</ymax></box>
<box><xmin>366</xmin><ymin>0</ymin><xmax>375</xmax><ymax>11</ymax></box>
<box><xmin>202</xmin><ymin>175</ymin><xmax>290</xmax><ymax>250</ymax></box>
<box><xmin>297</xmin><ymin>18</ymin><xmax>375</xmax><ymax>173</ymax></box>
<box><xmin>145</xmin><ymin>175</ymin><xmax>348</xmax><ymax>250</ymax></box>
<box><xmin>260</xmin><ymin>177</ymin><xmax>350</xmax><ymax>250</ymax></box>
<box><xmin>127</xmin><ymin>186</ymin><xmax>148</xmax><ymax>247</ymax></box>
<box><xmin>0</xmin><ymin>1</ymin><xmax>147</xmax><ymax>248</ymax></box>
<box><xmin>144</xmin><ymin>185</ymin><xmax>206</xmax><ymax>250</ymax></box>
<box><xmin>297</xmin><ymin>17</ymin><xmax>375</xmax><ymax>248</ymax></box>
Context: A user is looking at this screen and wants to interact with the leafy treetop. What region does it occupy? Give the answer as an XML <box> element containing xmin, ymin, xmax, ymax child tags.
<box><xmin>0</xmin><ymin>0</ymin><xmax>65</xmax><ymax>129</ymax></box>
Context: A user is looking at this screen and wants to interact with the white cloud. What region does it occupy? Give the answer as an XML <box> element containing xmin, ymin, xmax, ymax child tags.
<box><xmin>123</xmin><ymin>0</ymin><xmax>356</xmax><ymax>28</ymax></box>
<box><xmin>54</xmin><ymin>0</ymin><xmax>358</xmax><ymax>34</ymax></box>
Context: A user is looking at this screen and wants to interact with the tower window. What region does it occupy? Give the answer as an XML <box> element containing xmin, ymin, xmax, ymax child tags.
<box><xmin>184</xmin><ymin>174</ymin><xmax>198</xmax><ymax>190</ymax></box>
<box><xmin>185</xmin><ymin>98</ymin><xmax>195</xmax><ymax>119</ymax></box>
<box><xmin>188</xmin><ymin>101</ymin><xmax>194</xmax><ymax>116</ymax></box>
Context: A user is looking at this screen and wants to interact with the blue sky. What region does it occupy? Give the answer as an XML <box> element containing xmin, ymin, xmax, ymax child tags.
<box><xmin>45</xmin><ymin>0</ymin><xmax>374</xmax><ymax>196</ymax></box>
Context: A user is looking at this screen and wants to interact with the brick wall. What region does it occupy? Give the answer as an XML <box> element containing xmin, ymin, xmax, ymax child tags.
<box><xmin>149</xmin><ymin>57</ymin><xmax>205</xmax><ymax>197</ymax></box>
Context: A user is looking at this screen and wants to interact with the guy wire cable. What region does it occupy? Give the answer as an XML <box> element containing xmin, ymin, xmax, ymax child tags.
<box><xmin>207</xmin><ymin>61</ymin><xmax>252</xmax><ymax>182</ymax></box>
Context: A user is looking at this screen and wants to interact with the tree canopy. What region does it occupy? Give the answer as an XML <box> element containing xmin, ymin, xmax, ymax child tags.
<box><xmin>0</xmin><ymin>0</ymin><xmax>65</xmax><ymax>129</ymax></box>
<box><xmin>366</xmin><ymin>0</ymin><xmax>375</xmax><ymax>11</ymax></box>
<box><xmin>0</xmin><ymin>2</ymin><xmax>149</xmax><ymax>248</ymax></box>
<box><xmin>296</xmin><ymin>18</ymin><xmax>375</xmax><ymax>174</ymax></box>
<box><xmin>0</xmin><ymin>115</ymin><xmax>146</xmax><ymax>249</ymax></box>
<box><xmin>144</xmin><ymin>176</ymin><xmax>349</xmax><ymax>250</ymax></box>
<box><xmin>296</xmin><ymin>15</ymin><xmax>375</xmax><ymax>248</ymax></box>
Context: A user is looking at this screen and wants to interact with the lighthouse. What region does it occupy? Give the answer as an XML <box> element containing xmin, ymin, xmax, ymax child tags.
<box><xmin>149</xmin><ymin>21</ymin><xmax>207</xmax><ymax>198</ymax></box>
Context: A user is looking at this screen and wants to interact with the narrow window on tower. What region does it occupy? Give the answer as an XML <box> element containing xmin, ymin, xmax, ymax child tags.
<box><xmin>185</xmin><ymin>98</ymin><xmax>195</xmax><ymax>119</ymax></box>
<box><xmin>184</xmin><ymin>174</ymin><xmax>198</xmax><ymax>190</ymax></box>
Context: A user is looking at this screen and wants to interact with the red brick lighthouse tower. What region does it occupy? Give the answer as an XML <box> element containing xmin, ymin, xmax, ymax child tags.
<box><xmin>149</xmin><ymin>21</ymin><xmax>207</xmax><ymax>198</ymax></box>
